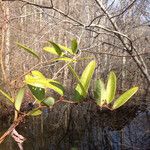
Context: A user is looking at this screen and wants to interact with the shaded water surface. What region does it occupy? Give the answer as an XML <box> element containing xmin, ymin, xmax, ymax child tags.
<box><xmin>0</xmin><ymin>101</ymin><xmax>150</xmax><ymax>150</ymax></box>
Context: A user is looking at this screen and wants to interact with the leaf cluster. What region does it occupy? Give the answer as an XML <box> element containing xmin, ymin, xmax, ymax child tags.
<box><xmin>94</xmin><ymin>72</ymin><xmax>138</xmax><ymax>110</ymax></box>
<box><xmin>0</xmin><ymin>39</ymin><xmax>138</xmax><ymax>120</ymax></box>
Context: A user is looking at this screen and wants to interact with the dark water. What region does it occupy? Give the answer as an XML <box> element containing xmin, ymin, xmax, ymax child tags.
<box><xmin>0</xmin><ymin>101</ymin><xmax>150</xmax><ymax>150</ymax></box>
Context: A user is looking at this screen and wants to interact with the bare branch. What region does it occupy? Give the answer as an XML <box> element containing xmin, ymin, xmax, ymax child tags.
<box><xmin>82</xmin><ymin>50</ymin><xmax>149</xmax><ymax>58</ymax></box>
<box><xmin>94</xmin><ymin>0</ymin><xmax>150</xmax><ymax>83</ymax></box>
<box><xmin>111</xmin><ymin>0</ymin><xmax>138</xmax><ymax>19</ymax></box>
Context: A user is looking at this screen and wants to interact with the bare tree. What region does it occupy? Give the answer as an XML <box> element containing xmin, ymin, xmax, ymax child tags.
<box><xmin>0</xmin><ymin>0</ymin><xmax>150</xmax><ymax>93</ymax></box>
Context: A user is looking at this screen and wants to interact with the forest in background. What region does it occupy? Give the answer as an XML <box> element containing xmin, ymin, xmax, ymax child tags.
<box><xmin>0</xmin><ymin>1</ymin><xmax>150</xmax><ymax>149</ymax></box>
<box><xmin>0</xmin><ymin>0</ymin><xmax>150</xmax><ymax>99</ymax></box>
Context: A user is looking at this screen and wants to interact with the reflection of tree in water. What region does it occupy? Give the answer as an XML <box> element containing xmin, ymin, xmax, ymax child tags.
<box><xmin>120</xmin><ymin>111</ymin><xmax>150</xmax><ymax>149</ymax></box>
<box><xmin>1</xmin><ymin>101</ymin><xmax>149</xmax><ymax>150</ymax></box>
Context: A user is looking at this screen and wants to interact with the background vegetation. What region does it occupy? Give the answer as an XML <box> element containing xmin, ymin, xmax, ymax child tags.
<box><xmin>0</xmin><ymin>0</ymin><xmax>149</xmax><ymax>102</ymax></box>
<box><xmin>0</xmin><ymin>0</ymin><xmax>149</xmax><ymax>149</ymax></box>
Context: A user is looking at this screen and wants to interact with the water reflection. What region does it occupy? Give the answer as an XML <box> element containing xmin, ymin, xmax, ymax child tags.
<box><xmin>0</xmin><ymin>102</ymin><xmax>149</xmax><ymax>150</ymax></box>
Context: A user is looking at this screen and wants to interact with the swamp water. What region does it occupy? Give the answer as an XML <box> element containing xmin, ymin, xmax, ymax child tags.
<box><xmin>0</xmin><ymin>100</ymin><xmax>150</xmax><ymax>150</ymax></box>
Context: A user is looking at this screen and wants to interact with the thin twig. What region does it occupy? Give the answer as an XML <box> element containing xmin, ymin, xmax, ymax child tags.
<box><xmin>81</xmin><ymin>50</ymin><xmax>149</xmax><ymax>58</ymax></box>
<box><xmin>0</xmin><ymin>114</ymin><xmax>25</xmax><ymax>144</ymax></box>
<box><xmin>111</xmin><ymin>0</ymin><xmax>137</xmax><ymax>19</ymax></box>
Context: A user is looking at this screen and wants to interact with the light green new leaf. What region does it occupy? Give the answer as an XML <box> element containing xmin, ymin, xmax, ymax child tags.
<box><xmin>106</xmin><ymin>71</ymin><xmax>116</xmax><ymax>104</ymax></box>
<box><xmin>58</xmin><ymin>44</ymin><xmax>73</xmax><ymax>54</ymax></box>
<box><xmin>42</xmin><ymin>97</ymin><xmax>55</xmax><ymax>106</ymax></box>
<box><xmin>112</xmin><ymin>87</ymin><xmax>138</xmax><ymax>110</ymax></box>
<box><xmin>48</xmin><ymin>81</ymin><xmax>64</xmax><ymax>96</ymax></box>
<box><xmin>25</xmin><ymin>71</ymin><xmax>64</xmax><ymax>96</ymax></box>
<box><xmin>28</xmin><ymin>109</ymin><xmax>42</xmax><ymax>116</ymax></box>
<box><xmin>0</xmin><ymin>88</ymin><xmax>14</xmax><ymax>103</ymax></box>
<box><xmin>43</xmin><ymin>47</ymin><xmax>64</xmax><ymax>56</ymax></box>
<box><xmin>26</xmin><ymin>77</ymin><xmax>64</xmax><ymax>96</ymax></box>
<box><xmin>74</xmin><ymin>60</ymin><xmax>96</xmax><ymax>101</ymax></box>
<box><xmin>48</xmin><ymin>79</ymin><xmax>62</xmax><ymax>84</ymax></box>
<box><xmin>94</xmin><ymin>79</ymin><xmax>106</xmax><ymax>106</ymax></box>
<box><xmin>16</xmin><ymin>42</ymin><xmax>39</xmax><ymax>59</ymax></box>
<box><xmin>25</xmin><ymin>75</ymin><xmax>46</xmax><ymax>88</ymax></box>
<box><xmin>25</xmin><ymin>71</ymin><xmax>47</xmax><ymax>88</ymax></box>
<box><xmin>71</xmin><ymin>39</ymin><xmax>78</xmax><ymax>54</ymax></box>
<box><xmin>47</xmin><ymin>41</ymin><xmax>63</xmax><ymax>56</ymax></box>
<box><xmin>31</xmin><ymin>70</ymin><xmax>46</xmax><ymax>79</ymax></box>
<box><xmin>15</xmin><ymin>87</ymin><xmax>25</xmax><ymax>111</ymax></box>
<box><xmin>53</xmin><ymin>57</ymin><xmax>76</xmax><ymax>62</ymax></box>
<box><xmin>68</xmin><ymin>64</ymin><xmax>86</xmax><ymax>101</ymax></box>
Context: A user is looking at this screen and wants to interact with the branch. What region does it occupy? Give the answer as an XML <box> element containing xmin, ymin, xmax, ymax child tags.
<box><xmin>94</xmin><ymin>0</ymin><xmax>150</xmax><ymax>83</ymax></box>
<box><xmin>111</xmin><ymin>0</ymin><xmax>137</xmax><ymax>19</ymax></box>
<box><xmin>89</xmin><ymin>24</ymin><xmax>131</xmax><ymax>41</ymax></box>
<box><xmin>2</xmin><ymin>0</ymin><xmax>150</xmax><ymax>83</ymax></box>
<box><xmin>10</xmin><ymin>59</ymin><xmax>60</xmax><ymax>85</ymax></box>
<box><xmin>81</xmin><ymin>50</ymin><xmax>149</xmax><ymax>58</ymax></box>
<box><xmin>0</xmin><ymin>114</ymin><xmax>25</xmax><ymax>144</ymax></box>
<box><xmin>18</xmin><ymin>0</ymin><xmax>84</xmax><ymax>26</ymax></box>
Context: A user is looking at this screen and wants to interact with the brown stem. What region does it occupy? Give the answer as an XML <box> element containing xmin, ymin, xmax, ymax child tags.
<box><xmin>0</xmin><ymin>114</ymin><xmax>26</xmax><ymax>144</ymax></box>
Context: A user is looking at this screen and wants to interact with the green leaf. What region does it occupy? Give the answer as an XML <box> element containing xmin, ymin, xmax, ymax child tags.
<box><xmin>112</xmin><ymin>87</ymin><xmax>138</xmax><ymax>110</ymax></box>
<box><xmin>106</xmin><ymin>71</ymin><xmax>116</xmax><ymax>104</ymax></box>
<box><xmin>74</xmin><ymin>60</ymin><xmax>96</xmax><ymax>101</ymax></box>
<box><xmin>25</xmin><ymin>75</ymin><xmax>46</xmax><ymax>88</ymax></box>
<box><xmin>68</xmin><ymin>64</ymin><xmax>86</xmax><ymax>101</ymax></box>
<box><xmin>31</xmin><ymin>70</ymin><xmax>46</xmax><ymax>79</ymax></box>
<box><xmin>15</xmin><ymin>87</ymin><xmax>25</xmax><ymax>111</ymax></box>
<box><xmin>25</xmin><ymin>71</ymin><xmax>47</xmax><ymax>88</ymax></box>
<box><xmin>25</xmin><ymin>71</ymin><xmax>64</xmax><ymax>96</ymax></box>
<box><xmin>58</xmin><ymin>44</ymin><xmax>73</xmax><ymax>54</ymax></box>
<box><xmin>53</xmin><ymin>57</ymin><xmax>76</xmax><ymax>62</ymax></box>
<box><xmin>42</xmin><ymin>97</ymin><xmax>55</xmax><ymax>106</ymax></box>
<box><xmin>48</xmin><ymin>81</ymin><xmax>64</xmax><ymax>96</ymax></box>
<box><xmin>28</xmin><ymin>109</ymin><xmax>42</xmax><ymax>116</ymax></box>
<box><xmin>71</xmin><ymin>39</ymin><xmax>78</xmax><ymax>54</ymax></box>
<box><xmin>45</xmin><ymin>41</ymin><xmax>63</xmax><ymax>56</ymax></box>
<box><xmin>28</xmin><ymin>85</ymin><xmax>45</xmax><ymax>101</ymax></box>
<box><xmin>43</xmin><ymin>47</ymin><xmax>63</xmax><ymax>56</ymax></box>
<box><xmin>16</xmin><ymin>42</ymin><xmax>39</xmax><ymax>59</ymax></box>
<box><xmin>94</xmin><ymin>79</ymin><xmax>106</xmax><ymax>106</ymax></box>
<box><xmin>0</xmin><ymin>88</ymin><xmax>14</xmax><ymax>103</ymax></box>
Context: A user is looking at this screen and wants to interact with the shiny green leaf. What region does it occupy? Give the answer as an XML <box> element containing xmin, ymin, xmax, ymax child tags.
<box><xmin>68</xmin><ymin>64</ymin><xmax>86</xmax><ymax>101</ymax></box>
<box><xmin>16</xmin><ymin>42</ymin><xmax>39</xmax><ymax>59</ymax></box>
<box><xmin>47</xmin><ymin>79</ymin><xmax>62</xmax><ymax>84</ymax></box>
<box><xmin>47</xmin><ymin>41</ymin><xmax>63</xmax><ymax>56</ymax></box>
<box><xmin>106</xmin><ymin>71</ymin><xmax>116</xmax><ymax>104</ymax></box>
<box><xmin>43</xmin><ymin>47</ymin><xmax>63</xmax><ymax>56</ymax></box>
<box><xmin>15</xmin><ymin>87</ymin><xmax>25</xmax><ymax>111</ymax></box>
<box><xmin>42</xmin><ymin>97</ymin><xmax>55</xmax><ymax>106</ymax></box>
<box><xmin>71</xmin><ymin>39</ymin><xmax>78</xmax><ymax>54</ymax></box>
<box><xmin>53</xmin><ymin>57</ymin><xmax>76</xmax><ymax>62</ymax></box>
<box><xmin>28</xmin><ymin>85</ymin><xmax>45</xmax><ymax>101</ymax></box>
<box><xmin>25</xmin><ymin>72</ymin><xmax>64</xmax><ymax>96</ymax></box>
<box><xmin>112</xmin><ymin>87</ymin><xmax>138</xmax><ymax>109</ymax></box>
<box><xmin>74</xmin><ymin>60</ymin><xmax>96</xmax><ymax>101</ymax></box>
<box><xmin>58</xmin><ymin>44</ymin><xmax>73</xmax><ymax>54</ymax></box>
<box><xmin>48</xmin><ymin>81</ymin><xmax>64</xmax><ymax>96</ymax></box>
<box><xmin>25</xmin><ymin>75</ymin><xmax>46</xmax><ymax>88</ymax></box>
<box><xmin>31</xmin><ymin>70</ymin><xmax>46</xmax><ymax>79</ymax></box>
<box><xmin>0</xmin><ymin>88</ymin><xmax>14</xmax><ymax>103</ymax></box>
